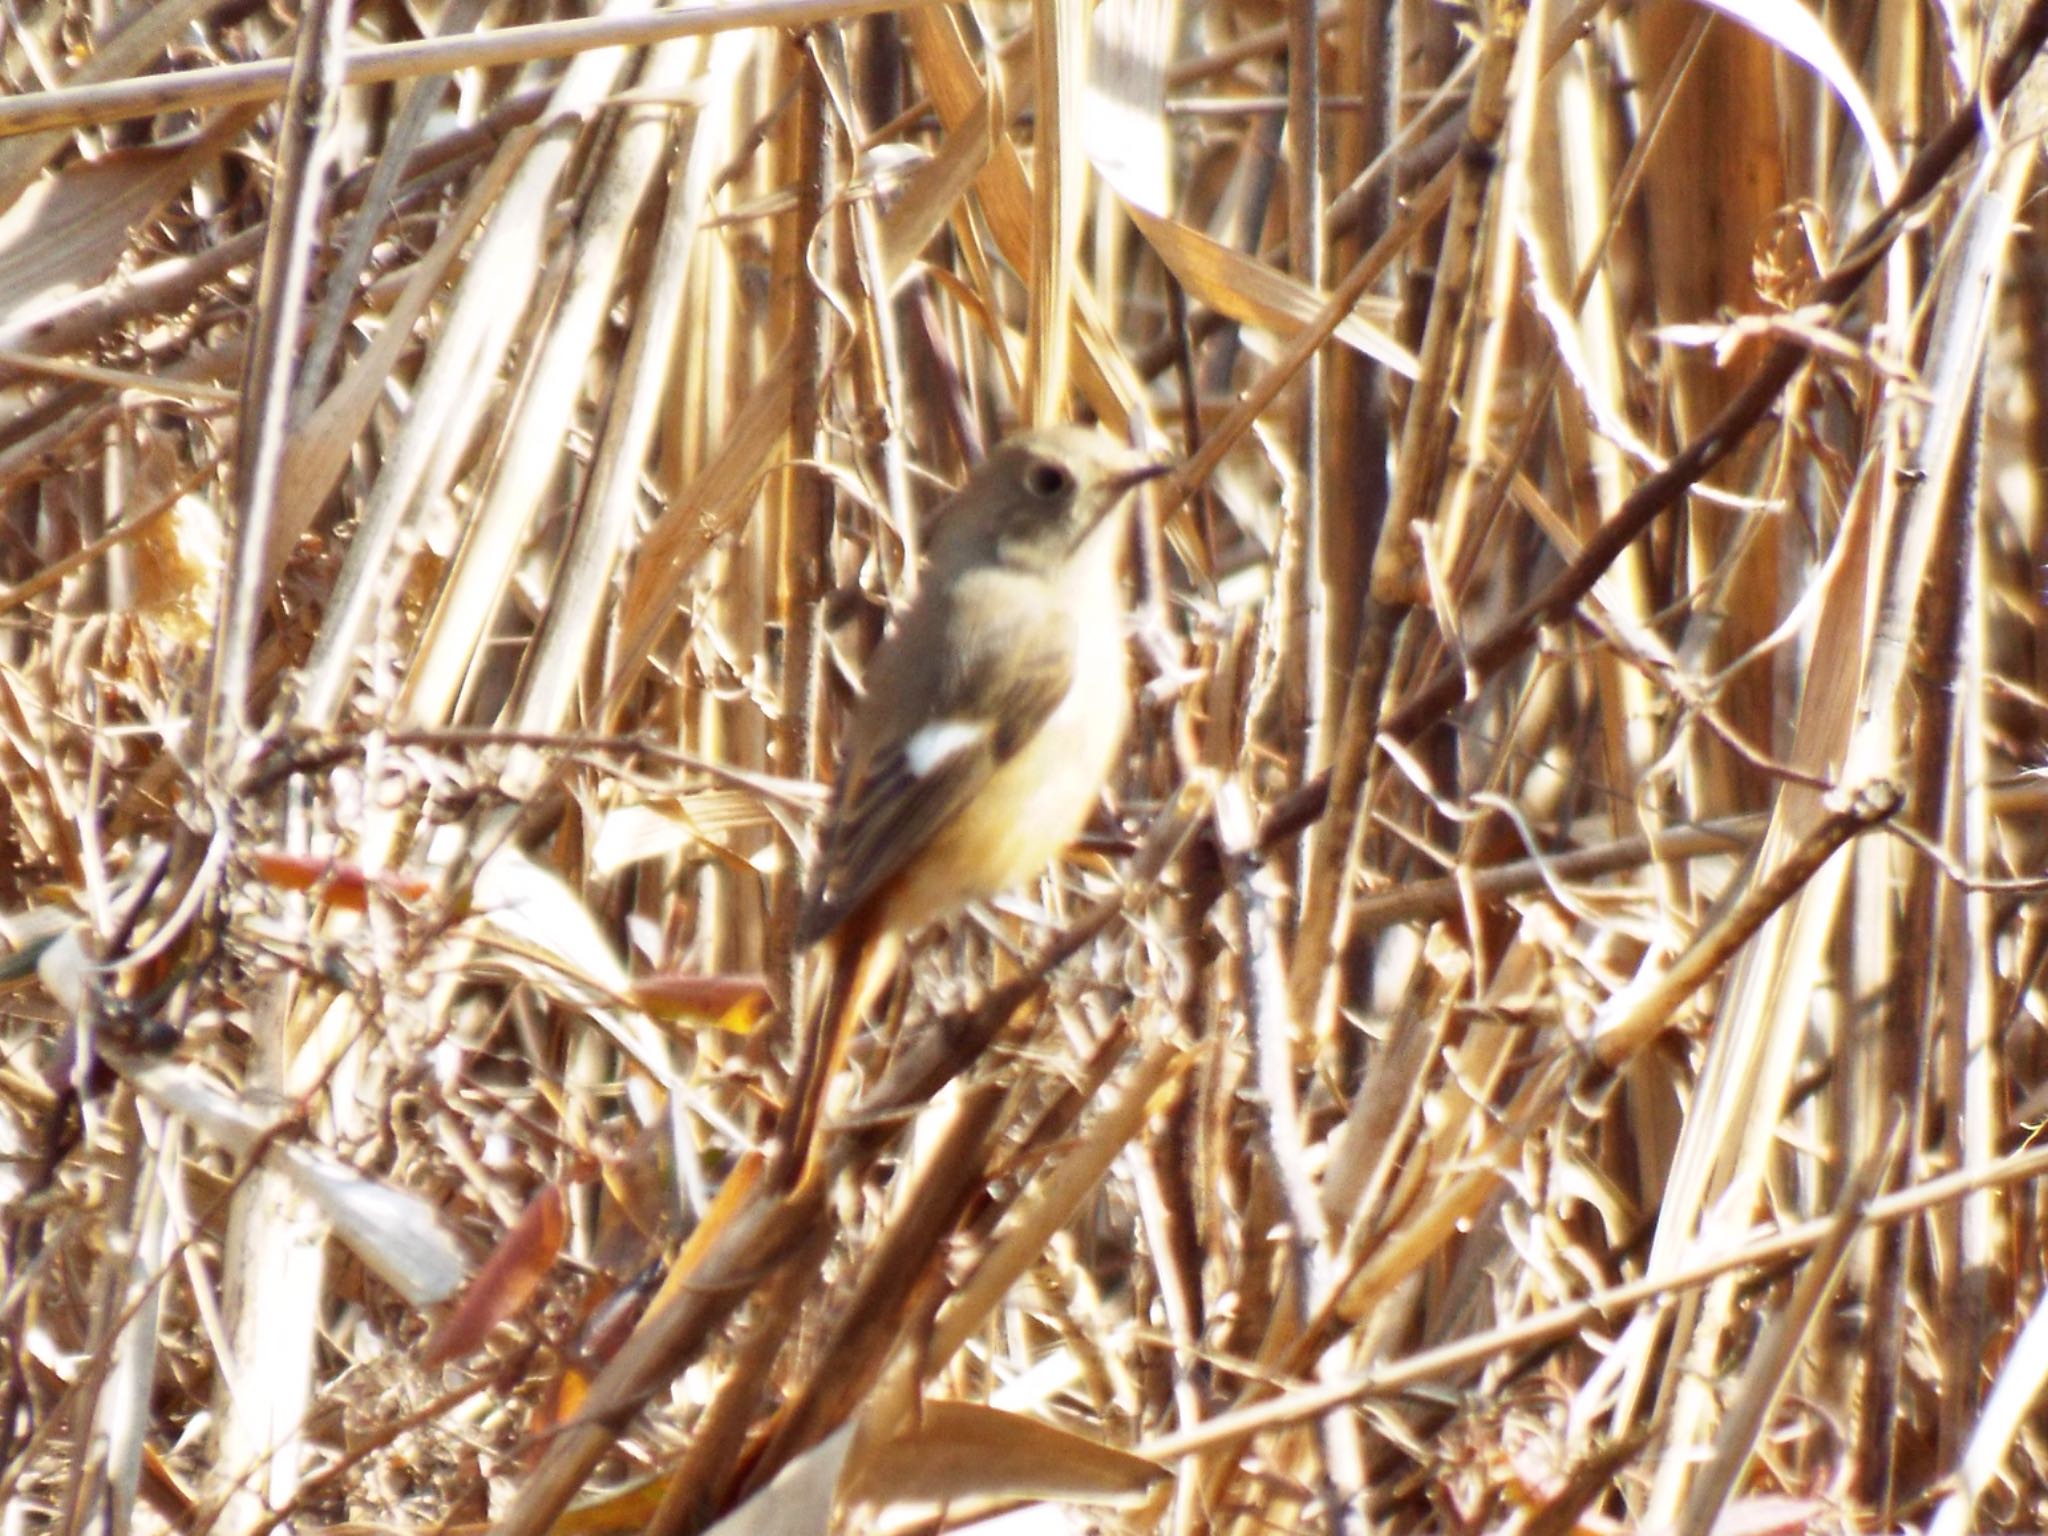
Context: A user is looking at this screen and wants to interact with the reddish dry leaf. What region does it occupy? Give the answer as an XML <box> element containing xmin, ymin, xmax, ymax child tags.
<box><xmin>630</xmin><ymin>972</ymin><xmax>773</xmax><ymax>1034</ymax></box>
<box><xmin>422</xmin><ymin>1183</ymin><xmax>568</xmax><ymax>1368</ymax></box>
<box><xmin>246</xmin><ymin>849</ymin><xmax>437</xmax><ymax>908</ymax></box>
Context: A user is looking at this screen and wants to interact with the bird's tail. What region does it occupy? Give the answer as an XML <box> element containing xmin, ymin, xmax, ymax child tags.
<box><xmin>769</xmin><ymin>916</ymin><xmax>902</xmax><ymax>1191</ymax></box>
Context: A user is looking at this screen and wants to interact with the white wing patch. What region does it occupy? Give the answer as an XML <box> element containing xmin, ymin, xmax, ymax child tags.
<box><xmin>901</xmin><ymin>718</ymin><xmax>994</xmax><ymax>777</ymax></box>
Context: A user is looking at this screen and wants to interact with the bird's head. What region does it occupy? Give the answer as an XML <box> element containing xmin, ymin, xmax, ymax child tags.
<box><xmin>934</xmin><ymin>426</ymin><xmax>1170</xmax><ymax>575</ymax></box>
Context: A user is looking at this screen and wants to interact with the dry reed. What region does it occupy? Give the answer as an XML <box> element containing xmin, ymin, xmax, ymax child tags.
<box><xmin>6</xmin><ymin>1</ymin><xmax>2048</xmax><ymax>1533</ymax></box>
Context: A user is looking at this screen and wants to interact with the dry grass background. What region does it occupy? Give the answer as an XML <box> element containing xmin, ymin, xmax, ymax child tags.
<box><xmin>7</xmin><ymin>0</ymin><xmax>2048</xmax><ymax>1531</ymax></box>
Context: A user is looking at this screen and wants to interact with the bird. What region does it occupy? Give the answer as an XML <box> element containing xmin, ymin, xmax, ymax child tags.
<box><xmin>770</xmin><ymin>425</ymin><xmax>1169</xmax><ymax>1188</ymax></box>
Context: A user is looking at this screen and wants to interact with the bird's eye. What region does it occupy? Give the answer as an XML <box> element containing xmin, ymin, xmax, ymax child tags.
<box><xmin>1023</xmin><ymin>460</ymin><xmax>1073</xmax><ymax>499</ymax></box>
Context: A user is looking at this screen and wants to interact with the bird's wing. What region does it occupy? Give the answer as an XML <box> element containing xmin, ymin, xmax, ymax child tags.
<box><xmin>796</xmin><ymin>601</ymin><xmax>1074</xmax><ymax>946</ymax></box>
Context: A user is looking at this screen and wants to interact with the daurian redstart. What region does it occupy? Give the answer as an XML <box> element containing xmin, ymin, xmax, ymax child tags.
<box><xmin>772</xmin><ymin>426</ymin><xmax>1167</xmax><ymax>1186</ymax></box>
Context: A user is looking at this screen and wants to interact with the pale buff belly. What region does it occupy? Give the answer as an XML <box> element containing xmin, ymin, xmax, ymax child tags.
<box><xmin>885</xmin><ymin>613</ymin><xmax>1130</xmax><ymax>929</ymax></box>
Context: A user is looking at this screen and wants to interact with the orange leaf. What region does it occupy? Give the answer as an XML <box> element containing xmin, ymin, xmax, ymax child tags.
<box><xmin>632</xmin><ymin>973</ymin><xmax>773</xmax><ymax>1035</ymax></box>
<box><xmin>646</xmin><ymin>1152</ymin><xmax>765</xmax><ymax>1314</ymax></box>
<box><xmin>422</xmin><ymin>1184</ymin><xmax>568</xmax><ymax>1366</ymax></box>
<box><xmin>247</xmin><ymin>849</ymin><xmax>435</xmax><ymax>910</ymax></box>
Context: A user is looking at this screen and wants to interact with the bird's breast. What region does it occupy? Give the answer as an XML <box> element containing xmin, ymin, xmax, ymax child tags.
<box><xmin>883</xmin><ymin>554</ymin><xmax>1130</xmax><ymax>924</ymax></box>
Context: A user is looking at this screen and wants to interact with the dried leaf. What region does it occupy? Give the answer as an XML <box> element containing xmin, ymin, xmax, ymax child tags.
<box><xmin>247</xmin><ymin>849</ymin><xmax>436</xmax><ymax>910</ymax></box>
<box><xmin>0</xmin><ymin>111</ymin><xmax>254</xmax><ymax>321</ymax></box>
<box><xmin>851</xmin><ymin>1400</ymin><xmax>1166</xmax><ymax>1510</ymax></box>
<box><xmin>630</xmin><ymin>973</ymin><xmax>772</xmax><ymax>1034</ymax></box>
<box><xmin>422</xmin><ymin>1184</ymin><xmax>569</xmax><ymax>1366</ymax></box>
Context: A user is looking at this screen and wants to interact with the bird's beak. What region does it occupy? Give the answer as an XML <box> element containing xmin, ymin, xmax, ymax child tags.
<box><xmin>1073</xmin><ymin>455</ymin><xmax>1171</xmax><ymax>549</ymax></box>
<box><xmin>1105</xmin><ymin>456</ymin><xmax>1173</xmax><ymax>496</ymax></box>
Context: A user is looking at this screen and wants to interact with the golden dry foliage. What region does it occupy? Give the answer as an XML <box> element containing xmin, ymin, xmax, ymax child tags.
<box><xmin>10</xmin><ymin>0</ymin><xmax>2048</xmax><ymax>1532</ymax></box>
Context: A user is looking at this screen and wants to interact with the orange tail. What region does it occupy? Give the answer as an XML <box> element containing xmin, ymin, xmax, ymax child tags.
<box><xmin>769</xmin><ymin>916</ymin><xmax>902</xmax><ymax>1190</ymax></box>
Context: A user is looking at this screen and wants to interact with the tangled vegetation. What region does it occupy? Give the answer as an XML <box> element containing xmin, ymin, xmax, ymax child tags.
<box><xmin>6</xmin><ymin>1</ymin><xmax>2048</xmax><ymax>1532</ymax></box>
